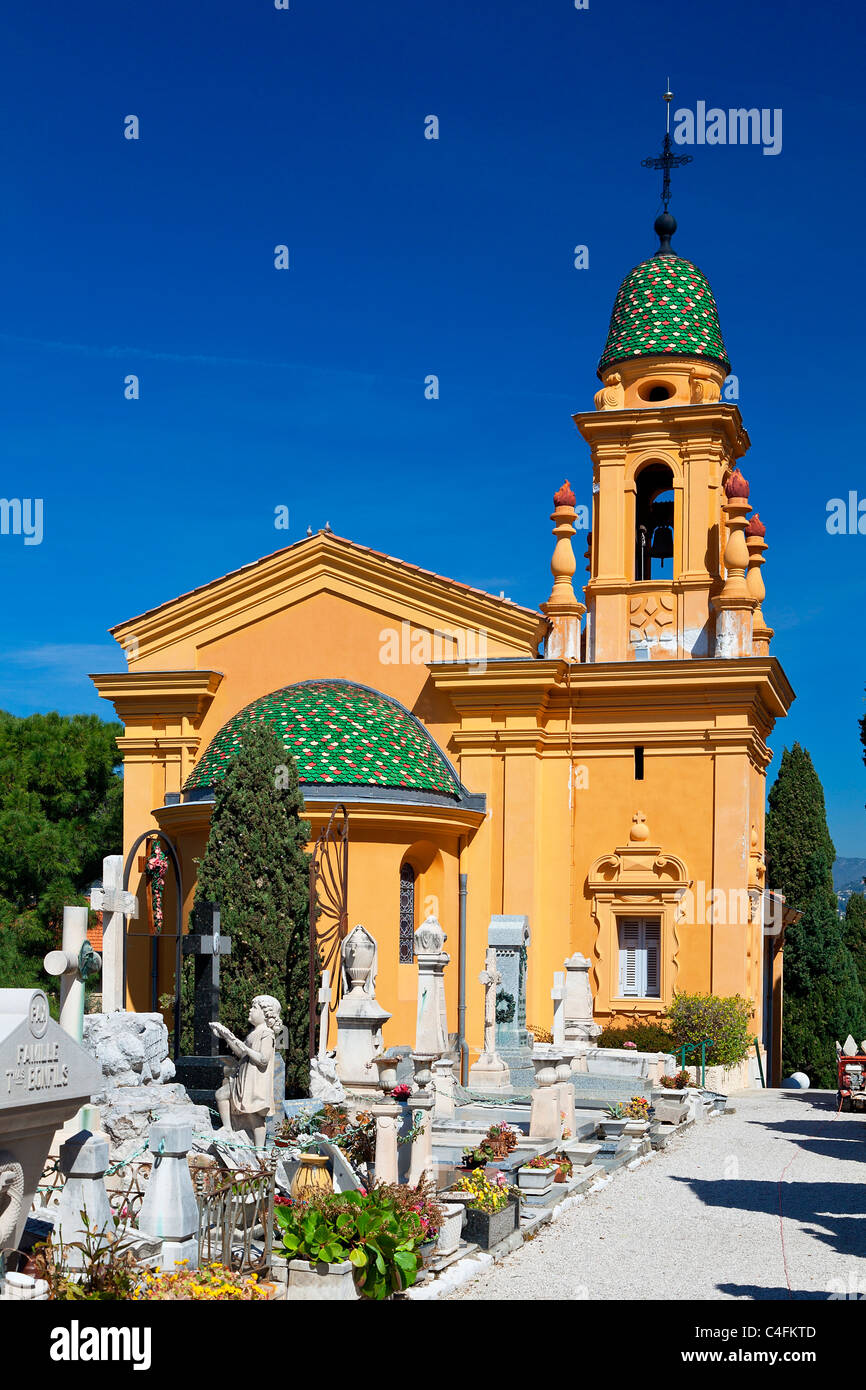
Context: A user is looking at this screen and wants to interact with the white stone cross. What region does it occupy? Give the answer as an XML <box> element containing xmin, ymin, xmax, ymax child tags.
<box><xmin>551</xmin><ymin>971</ymin><xmax>565</xmax><ymax>1046</ymax></box>
<box><xmin>90</xmin><ymin>854</ymin><xmax>138</xmax><ymax>1013</ymax></box>
<box><xmin>317</xmin><ymin>968</ymin><xmax>332</xmax><ymax>1059</ymax></box>
<box><xmin>44</xmin><ymin>905</ymin><xmax>101</xmax><ymax>1044</ymax></box>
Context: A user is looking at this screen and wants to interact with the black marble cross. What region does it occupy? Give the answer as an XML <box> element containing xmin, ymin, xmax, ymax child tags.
<box><xmin>182</xmin><ymin>901</ymin><xmax>232</xmax><ymax>1056</ymax></box>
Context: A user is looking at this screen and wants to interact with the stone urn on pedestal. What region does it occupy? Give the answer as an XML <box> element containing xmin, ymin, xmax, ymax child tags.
<box><xmin>334</xmin><ymin>926</ymin><xmax>391</xmax><ymax>1095</ymax></box>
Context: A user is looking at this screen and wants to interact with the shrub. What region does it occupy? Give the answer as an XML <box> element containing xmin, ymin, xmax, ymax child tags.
<box><xmin>667</xmin><ymin>991</ymin><xmax>752</xmax><ymax>1070</ymax></box>
<box><xmin>596</xmin><ymin>1023</ymin><xmax>674</xmax><ymax>1053</ymax></box>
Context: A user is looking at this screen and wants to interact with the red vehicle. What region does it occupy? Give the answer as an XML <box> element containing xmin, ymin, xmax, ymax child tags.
<box><xmin>837</xmin><ymin>1053</ymin><xmax>866</xmax><ymax>1112</ymax></box>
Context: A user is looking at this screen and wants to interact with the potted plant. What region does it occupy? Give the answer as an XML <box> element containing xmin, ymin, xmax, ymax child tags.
<box><xmin>553</xmin><ymin>1152</ymin><xmax>573</xmax><ymax>1183</ymax></box>
<box><xmin>459</xmin><ymin>1142</ymin><xmax>493</xmax><ymax>1170</ymax></box>
<box><xmin>274</xmin><ymin>1187</ymin><xmax>423</xmax><ymax>1300</ymax></box>
<box><xmin>623</xmin><ymin>1095</ymin><xmax>651</xmax><ymax>1135</ymax></box>
<box><xmin>451</xmin><ymin>1169</ymin><xmax>519</xmax><ymax>1250</ymax></box>
<box><xmin>517</xmin><ymin>1154</ymin><xmax>557</xmax><ymax>1196</ymax></box>
<box><xmin>599</xmin><ymin>1103</ymin><xmax>629</xmax><ymax>1138</ymax></box>
<box><xmin>483</xmin><ymin>1122</ymin><xmax>519</xmax><ymax>1160</ymax></box>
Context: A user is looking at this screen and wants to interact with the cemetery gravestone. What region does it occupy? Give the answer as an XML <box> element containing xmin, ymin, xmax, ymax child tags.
<box><xmin>174</xmin><ymin>901</ymin><xmax>233</xmax><ymax>1106</ymax></box>
<box><xmin>0</xmin><ymin>989</ymin><xmax>102</xmax><ymax>1259</ymax></box>
<box><xmin>488</xmin><ymin>915</ymin><xmax>534</xmax><ymax>1090</ymax></box>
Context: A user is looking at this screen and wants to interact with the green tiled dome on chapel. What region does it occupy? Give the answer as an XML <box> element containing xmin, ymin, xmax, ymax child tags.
<box><xmin>598</xmin><ymin>254</ymin><xmax>730</xmax><ymax>376</ymax></box>
<box><xmin>185</xmin><ymin>679</ymin><xmax>461</xmax><ymax>798</ymax></box>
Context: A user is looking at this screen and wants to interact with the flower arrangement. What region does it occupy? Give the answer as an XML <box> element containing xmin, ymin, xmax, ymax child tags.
<box><xmin>553</xmin><ymin>1152</ymin><xmax>573</xmax><ymax>1181</ymax></box>
<box><xmin>484</xmin><ymin>1121</ymin><xmax>519</xmax><ymax>1157</ymax></box>
<box><xmin>460</xmin><ymin>1143</ymin><xmax>493</xmax><ymax>1169</ymax></box>
<box><xmin>524</xmin><ymin>1154</ymin><xmax>556</xmax><ymax>1170</ymax></box>
<box><xmin>135</xmin><ymin>1262</ymin><xmax>269</xmax><ymax>1301</ymax></box>
<box><xmin>623</xmin><ymin>1040</ymin><xmax>637</xmax><ymax>1050</ymax></box>
<box><xmin>276</xmin><ymin>1104</ymin><xmax>376</xmax><ymax>1168</ymax></box>
<box><xmin>453</xmin><ymin>1168</ymin><xmax>511</xmax><ymax>1214</ymax></box>
<box><xmin>145</xmin><ymin>840</ymin><xmax>169</xmax><ymax>934</ymax></box>
<box><xmin>625</xmin><ymin>1096</ymin><xmax>649</xmax><ymax>1119</ymax></box>
<box><xmin>392</xmin><ymin>1083</ymin><xmax>412</xmax><ymax>1102</ymax></box>
<box><xmin>657</xmin><ymin>1070</ymin><xmax>697</xmax><ymax>1090</ymax></box>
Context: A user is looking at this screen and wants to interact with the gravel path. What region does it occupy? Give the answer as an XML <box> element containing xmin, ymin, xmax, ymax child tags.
<box><xmin>446</xmin><ymin>1090</ymin><xmax>866</xmax><ymax>1301</ymax></box>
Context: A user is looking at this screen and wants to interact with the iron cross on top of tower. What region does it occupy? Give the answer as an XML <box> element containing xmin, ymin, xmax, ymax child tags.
<box><xmin>641</xmin><ymin>82</ymin><xmax>692</xmax><ymax>256</ymax></box>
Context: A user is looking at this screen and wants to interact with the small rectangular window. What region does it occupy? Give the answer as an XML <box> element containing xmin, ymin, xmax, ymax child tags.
<box><xmin>634</xmin><ymin>746</ymin><xmax>644</xmax><ymax>780</ymax></box>
<box><xmin>617</xmin><ymin>917</ymin><xmax>661</xmax><ymax>998</ymax></box>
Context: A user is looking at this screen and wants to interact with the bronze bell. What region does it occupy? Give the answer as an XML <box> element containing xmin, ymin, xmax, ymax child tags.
<box><xmin>650</xmin><ymin>524</ymin><xmax>673</xmax><ymax>561</ymax></box>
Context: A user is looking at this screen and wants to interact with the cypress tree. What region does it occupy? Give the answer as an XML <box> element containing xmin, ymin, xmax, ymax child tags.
<box><xmin>186</xmin><ymin>720</ymin><xmax>314</xmax><ymax>1097</ymax></box>
<box><xmin>765</xmin><ymin>743</ymin><xmax>866</xmax><ymax>1087</ymax></box>
<box><xmin>843</xmin><ymin>893</ymin><xmax>866</xmax><ymax>1000</ymax></box>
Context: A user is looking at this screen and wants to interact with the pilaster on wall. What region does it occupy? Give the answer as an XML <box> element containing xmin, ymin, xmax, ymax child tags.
<box><xmin>90</xmin><ymin>669</ymin><xmax>224</xmax><ymax>846</ymax></box>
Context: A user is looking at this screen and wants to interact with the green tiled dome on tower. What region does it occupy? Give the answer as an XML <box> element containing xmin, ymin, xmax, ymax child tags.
<box><xmin>184</xmin><ymin>679</ymin><xmax>462</xmax><ymax>798</ymax></box>
<box><xmin>598</xmin><ymin>254</ymin><xmax>730</xmax><ymax>376</ymax></box>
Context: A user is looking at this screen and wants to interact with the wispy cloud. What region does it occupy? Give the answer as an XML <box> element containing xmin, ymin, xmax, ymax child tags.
<box><xmin>1</xmin><ymin>643</ymin><xmax>123</xmax><ymax>681</ymax></box>
<box><xmin>0</xmin><ymin>330</ymin><xmax>381</xmax><ymax>383</ymax></box>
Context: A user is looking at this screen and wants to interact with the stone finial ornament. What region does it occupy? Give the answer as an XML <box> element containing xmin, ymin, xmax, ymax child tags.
<box><xmin>688</xmin><ymin>367</ymin><xmax>721</xmax><ymax>404</ymax></box>
<box><xmin>629</xmin><ymin>811</ymin><xmax>650</xmax><ymax>842</ymax></box>
<box><xmin>341</xmin><ymin>924</ymin><xmax>378</xmax><ymax>997</ymax></box>
<box><xmin>593</xmin><ymin>372</ymin><xmax>624</xmax><ymax>411</ymax></box>
<box><xmin>724</xmin><ymin>467</ymin><xmax>750</xmax><ymax>500</ymax></box>
<box><xmin>542</xmin><ymin>480</ymin><xmax>585</xmax><ymax>661</ymax></box>
<box><xmin>746</xmin><ymin>511</ymin><xmax>773</xmax><ymax>655</ymax></box>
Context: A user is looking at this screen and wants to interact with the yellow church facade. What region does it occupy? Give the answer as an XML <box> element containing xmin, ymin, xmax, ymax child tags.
<box><xmin>92</xmin><ymin>221</ymin><xmax>794</xmax><ymax>1084</ymax></box>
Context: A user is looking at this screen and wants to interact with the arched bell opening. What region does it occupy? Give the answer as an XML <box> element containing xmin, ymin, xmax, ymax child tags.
<box><xmin>634</xmin><ymin>461</ymin><xmax>675</xmax><ymax>581</ymax></box>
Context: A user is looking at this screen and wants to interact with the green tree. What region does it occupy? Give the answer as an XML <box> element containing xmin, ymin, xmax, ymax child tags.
<box><xmin>187</xmin><ymin>721</ymin><xmax>313</xmax><ymax>1097</ymax></box>
<box><xmin>843</xmin><ymin>892</ymin><xmax>866</xmax><ymax>999</ymax></box>
<box><xmin>0</xmin><ymin>711</ymin><xmax>123</xmax><ymax>992</ymax></box>
<box><xmin>765</xmin><ymin>743</ymin><xmax>866</xmax><ymax>1087</ymax></box>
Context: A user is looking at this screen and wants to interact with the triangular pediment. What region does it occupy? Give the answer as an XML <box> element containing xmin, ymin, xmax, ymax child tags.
<box><xmin>109</xmin><ymin>531</ymin><xmax>544</xmax><ymax>664</ymax></box>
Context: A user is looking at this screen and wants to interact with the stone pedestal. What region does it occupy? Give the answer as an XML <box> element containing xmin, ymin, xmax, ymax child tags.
<box><xmin>53</xmin><ymin>1130</ymin><xmax>113</xmax><ymax>1264</ymax></box>
<box><xmin>335</xmin><ymin>998</ymin><xmax>392</xmax><ymax>1094</ymax></box>
<box><xmin>407</xmin><ymin>1092</ymin><xmax>435</xmax><ymax>1187</ymax></box>
<box><xmin>138</xmin><ymin>1117</ymin><xmax>199</xmax><ymax>1270</ymax></box>
<box><xmin>529</xmin><ymin>1088</ymin><xmax>561</xmax><ymax>1140</ymax></box>
<box><xmin>413</xmin><ymin>918</ymin><xmax>450</xmax><ymax>1057</ymax></box>
<box><xmin>432</xmin><ymin>1058</ymin><xmax>456</xmax><ymax>1120</ymax></box>
<box><xmin>529</xmin><ymin>1046</ymin><xmax>563</xmax><ymax>1140</ymax></box>
<box><xmin>468</xmin><ymin>1052</ymin><xmax>511</xmax><ymax>1090</ymax></box>
<box><xmin>335</xmin><ymin>925</ymin><xmax>391</xmax><ymax>1095</ymax></box>
<box><xmin>489</xmin><ymin>916</ymin><xmax>534</xmax><ymax>1090</ymax></box>
<box><xmin>372</xmin><ymin>1099</ymin><xmax>400</xmax><ymax>1185</ymax></box>
<box><xmin>564</xmin><ymin>953</ymin><xmax>601</xmax><ymax>1044</ymax></box>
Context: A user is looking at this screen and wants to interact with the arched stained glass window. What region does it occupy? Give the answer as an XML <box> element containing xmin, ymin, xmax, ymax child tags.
<box><xmin>399</xmin><ymin>863</ymin><xmax>415</xmax><ymax>963</ymax></box>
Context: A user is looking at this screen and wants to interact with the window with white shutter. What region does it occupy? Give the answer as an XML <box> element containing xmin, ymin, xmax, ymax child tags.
<box><xmin>617</xmin><ymin>917</ymin><xmax>661</xmax><ymax>998</ymax></box>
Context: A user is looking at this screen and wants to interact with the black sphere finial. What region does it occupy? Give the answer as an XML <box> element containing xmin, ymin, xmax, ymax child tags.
<box><xmin>654</xmin><ymin>210</ymin><xmax>677</xmax><ymax>256</ymax></box>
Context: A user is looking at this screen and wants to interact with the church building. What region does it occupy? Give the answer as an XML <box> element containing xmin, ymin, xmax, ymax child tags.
<box><xmin>92</xmin><ymin>208</ymin><xmax>794</xmax><ymax>1084</ymax></box>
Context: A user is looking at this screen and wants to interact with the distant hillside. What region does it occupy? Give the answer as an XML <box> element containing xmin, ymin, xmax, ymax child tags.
<box><xmin>833</xmin><ymin>858</ymin><xmax>866</xmax><ymax>893</ymax></box>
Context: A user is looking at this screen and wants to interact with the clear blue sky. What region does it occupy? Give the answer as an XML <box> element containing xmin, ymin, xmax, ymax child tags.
<box><xmin>1</xmin><ymin>0</ymin><xmax>864</xmax><ymax>856</ymax></box>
